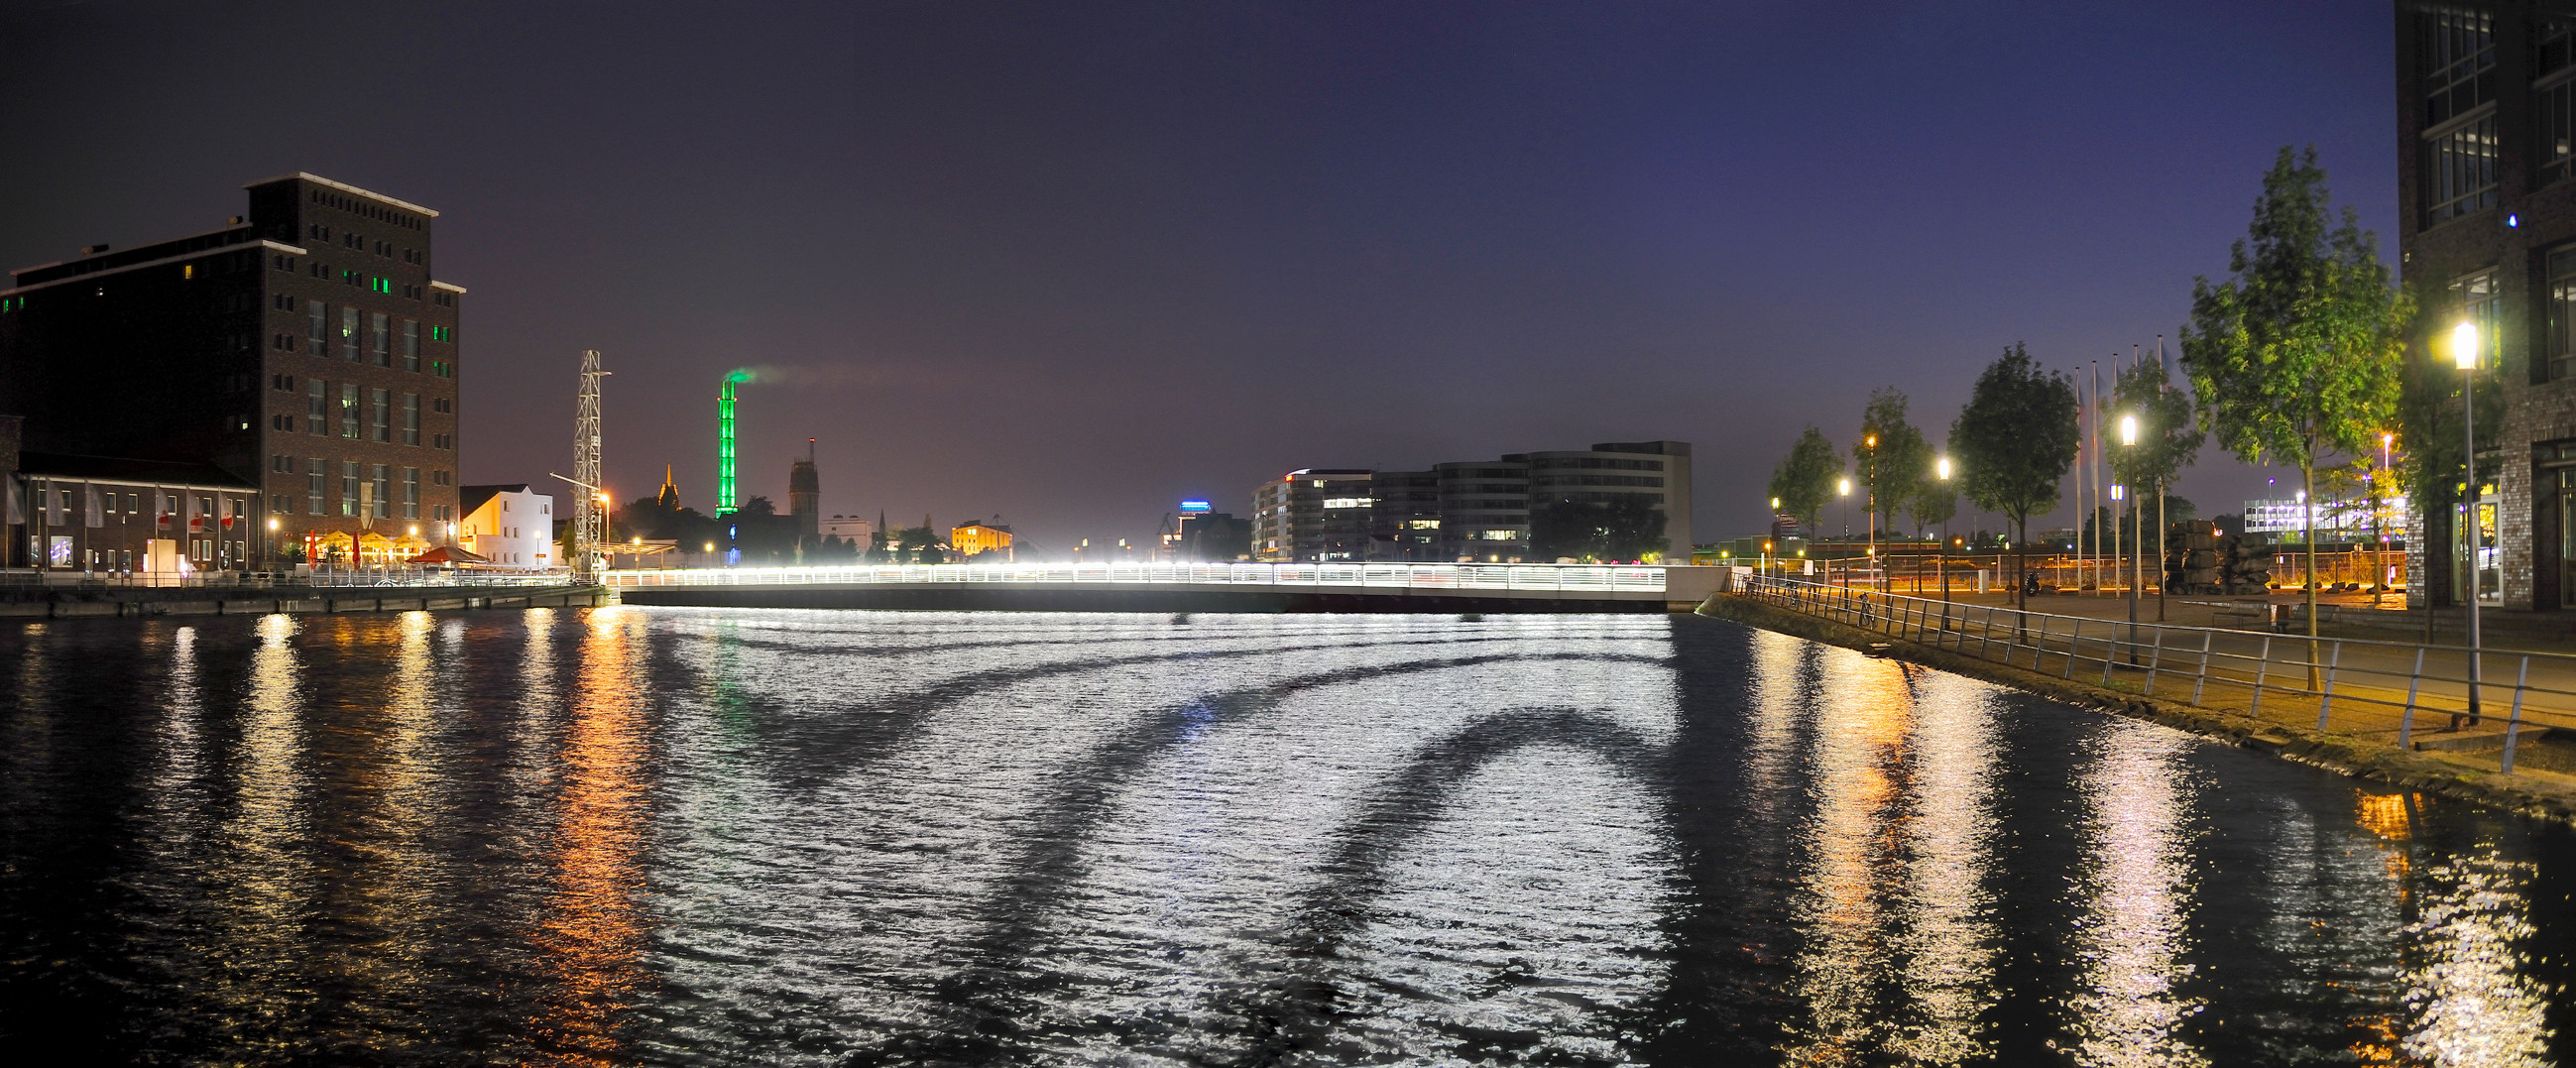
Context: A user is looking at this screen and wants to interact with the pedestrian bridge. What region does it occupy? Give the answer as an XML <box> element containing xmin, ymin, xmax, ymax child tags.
<box><xmin>605</xmin><ymin>562</ymin><xmax>1728</xmax><ymax>613</ymax></box>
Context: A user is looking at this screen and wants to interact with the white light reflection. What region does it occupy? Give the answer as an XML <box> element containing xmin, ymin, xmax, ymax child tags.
<box><xmin>2401</xmin><ymin>851</ymin><xmax>2552</xmax><ymax>1066</ymax></box>
<box><xmin>1778</xmin><ymin>647</ymin><xmax>1914</xmax><ymax>1061</ymax></box>
<box><xmin>2068</xmin><ymin>722</ymin><xmax>2207</xmax><ymax>1068</ymax></box>
<box><xmin>1889</xmin><ymin>672</ymin><xmax>2002</xmax><ymax>1063</ymax></box>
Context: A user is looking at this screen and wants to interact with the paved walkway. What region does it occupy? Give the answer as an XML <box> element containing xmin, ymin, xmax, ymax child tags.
<box><xmin>1750</xmin><ymin>582</ymin><xmax>2576</xmax><ymax>777</ymax></box>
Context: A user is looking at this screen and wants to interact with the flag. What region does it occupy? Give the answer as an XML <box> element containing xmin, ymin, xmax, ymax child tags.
<box><xmin>4</xmin><ymin>482</ymin><xmax>19</xmax><ymax>527</ymax></box>
<box><xmin>186</xmin><ymin>493</ymin><xmax>201</xmax><ymax>534</ymax></box>
<box><xmin>85</xmin><ymin>486</ymin><xmax>101</xmax><ymax>529</ymax></box>
<box><xmin>220</xmin><ymin>496</ymin><xmax>235</xmax><ymax>530</ymax></box>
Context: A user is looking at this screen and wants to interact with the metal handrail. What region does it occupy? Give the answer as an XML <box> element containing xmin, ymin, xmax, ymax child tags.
<box><xmin>1740</xmin><ymin>574</ymin><xmax>2568</xmax><ymax>773</ymax></box>
<box><xmin>599</xmin><ymin>561</ymin><xmax>1670</xmax><ymax>593</ymax></box>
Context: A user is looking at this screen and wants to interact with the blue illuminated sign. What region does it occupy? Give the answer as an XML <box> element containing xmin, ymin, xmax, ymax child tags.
<box><xmin>1179</xmin><ymin>500</ymin><xmax>1212</xmax><ymax>513</ymax></box>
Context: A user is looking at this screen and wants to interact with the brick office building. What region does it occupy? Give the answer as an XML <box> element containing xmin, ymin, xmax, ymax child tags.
<box><xmin>0</xmin><ymin>174</ymin><xmax>464</xmax><ymax>569</ymax></box>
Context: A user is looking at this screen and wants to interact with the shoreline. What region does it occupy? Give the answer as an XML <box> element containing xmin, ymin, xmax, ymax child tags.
<box><xmin>1696</xmin><ymin>593</ymin><xmax>2576</xmax><ymax>826</ymax></box>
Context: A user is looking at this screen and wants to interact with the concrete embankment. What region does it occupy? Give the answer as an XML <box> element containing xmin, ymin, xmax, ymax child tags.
<box><xmin>1698</xmin><ymin>592</ymin><xmax>2576</xmax><ymax>826</ymax></box>
<box><xmin>0</xmin><ymin>584</ymin><xmax>609</xmax><ymax>619</ymax></box>
<box><xmin>613</xmin><ymin>584</ymin><xmax>1665</xmax><ymax>613</ymax></box>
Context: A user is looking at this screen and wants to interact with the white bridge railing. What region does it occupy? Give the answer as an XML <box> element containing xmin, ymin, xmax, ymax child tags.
<box><xmin>603</xmin><ymin>561</ymin><xmax>1667</xmax><ymax>593</ymax></box>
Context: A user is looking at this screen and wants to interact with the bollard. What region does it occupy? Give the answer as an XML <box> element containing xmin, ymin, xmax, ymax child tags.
<box><xmin>2504</xmin><ymin>656</ymin><xmax>2530</xmax><ymax>774</ymax></box>
<box><xmin>2317</xmin><ymin>642</ymin><xmax>2341</xmax><ymax>731</ymax></box>
<box><xmin>2250</xmin><ymin>636</ymin><xmax>2272</xmax><ymax>718</ymax></box>
<box><xmin>2192</xmin><ymin>630</ymin><xmax>2213</xmax><ymax>706</ymax></box>
<box><xmin>2399</xmin><ymin>647</ymin><xmax>2425</xmax><ymax>750</ymax></box>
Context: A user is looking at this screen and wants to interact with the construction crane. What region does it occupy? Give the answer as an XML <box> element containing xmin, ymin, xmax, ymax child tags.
<box><xmin>551</xmin><ymin>350</ymin><xmax>609</xmax><ymax>583</ymax></box>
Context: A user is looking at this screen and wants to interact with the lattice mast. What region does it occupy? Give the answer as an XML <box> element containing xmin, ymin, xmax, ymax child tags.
<box><xmin>572</xmin><ymin>349</ymin><xmax>605</xmax><ymax>581</ymax></box>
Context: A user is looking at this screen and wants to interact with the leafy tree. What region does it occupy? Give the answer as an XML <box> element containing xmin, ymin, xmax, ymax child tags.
<box><xmin>1859</xmin><ymin>388</ymin><xmax>1931</xmax><ymax>537</ymax></box>
<box><xmin>2179</xmin><ymin>146</ymin><xmax>2410</xmax><ymax>655</ymax></box>
<box><xmin>1908</xmin><ymin>471</ymin><xmax>1958</xmax><ymax>542</ymax></box>
<box><xmin>2109</xmin><ymin>351</ymin><xmax>2204</xmax><ymax>571</ymax></box>
<box><xmin>1766</xmin><ymin>426</ymin><xmax>1840</xmax><ymax>538</ymax></box>
<box><xmin>1950</xmin><ymin>342</ymin><xmax>2080</xmax><ymax>618</ymax></box>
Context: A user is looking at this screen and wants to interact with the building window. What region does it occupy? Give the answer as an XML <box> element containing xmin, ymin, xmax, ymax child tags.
<box><xmin>372</xmin><ymin>465</ymin><xmax>390</xmax><ymax>519</ymax></box>
<box><xmin>342</xmin><ymin>461</ymin><xmax>361</xmax><ymax>517</ymax></box>
<box><xmin>2422</xmin><ymin>8</ymin><xmax>2496</xmax><ymax>128</ymax></box>
<box><xmin>340</xmin><ymin>383</ymin><xmax>360</xmax><ymax>438</ymax></box>
<box><xmin>2549</xmin><ymin>250</ymin><xmax>2576</xmax><ymax>382</ymax></box>
<box><xmin>2424</xmin><ymin>114</ymin><xmax>2499</xmax><ymax>226</ymax></box>
<box><xmin>307</xmin><ymin>459</ymin><xmax>326</xmax><ymax>515</ymax></box>
<box><xmin>339</xmin><ymin>306</ymin><xmax>359</xmax><ymax>361</ymax></box>
<box><xmin>371</xmin><ymin>388</ymin><xmax>391</xmax><ymax>442</ymax></box>
<box><xmin>2419</xmin><ymin>8</ymin><xmax>2498</xmax><ymax>226</ymax></box>
<box><xmin>371</xmin><ymin>312</ymin><xmax>390</xmax><ymax>366</ymax></box>
<box><xmin>402</xmin><ymin>319</ymin><xmax>419</xmax><ymax>372</ymax></box>
<box><xmin>307</xmin><ymin>300</ymin><xmax>325</xmax><ymax>344</ymax></box>
<box><xmin>403</xmin><ymin>393</ymin><xmax>419</xmax><ymax>445</ymax></box>
<box><xmin>404</xmin><ymin>468</ymin><xmax>419</xmax><ymax>519</ymax></box>
<box><xmin>2542</xmin><ymin>20</ymin><xmax>2576</xmax><ymax>187</ymax></box>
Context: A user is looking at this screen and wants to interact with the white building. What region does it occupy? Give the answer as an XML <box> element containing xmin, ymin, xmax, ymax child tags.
<box><xmin>2241</xmin><ymin>496</ymin><xmax>2409</xmax><ymax>540</ymax></box>
<box><xmin>458</xmin><ymin>484</ymin><xmax>554</xmax><ymax>568</ymax></box>
<box><xmin>820</xmin><ymin>514</ymin><xmax>876</xmax><ymax>545</ymax></box>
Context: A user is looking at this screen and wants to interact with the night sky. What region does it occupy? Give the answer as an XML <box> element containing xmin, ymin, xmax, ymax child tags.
<box><xmin>0</xmin><ymin>2</ymin><xmax>2394</xmax><ymax>553</ymax></box>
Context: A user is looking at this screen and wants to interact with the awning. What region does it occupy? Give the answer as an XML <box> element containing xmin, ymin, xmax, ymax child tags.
<box><xmin>410</xmin><ymin>545</ymin><xmax>492</xmax><ymax>565</ymax></box>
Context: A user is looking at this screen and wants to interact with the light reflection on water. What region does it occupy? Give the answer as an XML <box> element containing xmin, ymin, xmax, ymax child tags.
<box><xmin>0</xmin><ymin>608</ymin><xmax>2568</xmax><ymax>1065</ymax></box>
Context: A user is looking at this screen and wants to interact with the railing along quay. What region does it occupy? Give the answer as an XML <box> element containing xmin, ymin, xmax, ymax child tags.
<box><xmin>603</xmin><ymin>561</ymin><xmax>1667</xmax><ymax>593</ymax></box>
<box><xmin>0</xmin><ymin>568</ymin><xmax>574</xmax><ymax>590</ymax></box>
<box><xmin>1740</xmin><ymin>574</ymin><xmax>2576</xmax><ymax>774</ymax></box>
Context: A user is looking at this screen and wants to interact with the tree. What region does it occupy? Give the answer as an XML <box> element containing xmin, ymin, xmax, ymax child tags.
<box><xmin>1951</xmin><ymin>342</ymin><xmax>2080</xmax><ymax>620</ymax></box>
<box><xmin>1766</xmin><ymin>426</ymin><xmax>1840</xmax><ymax>538</ymax></box>
<box><xmin>1859</xmin><ymin>388</ymin><xmax>1931</xmax><ymax>537</ymax></box>
<box><xmin>2179</xmin><ymin>146</ymin><xmax>2410</xmax><ymax>661</ymax></box>
<box><xmin>2110</xmin><ymin>351</ymin><xmax>2205</xmax><ymax>616</ymax></box>
<box><xmin>1907</xmin><ymin>471</ymin><xmax>1958</xmax><ymax>542</ymax></box>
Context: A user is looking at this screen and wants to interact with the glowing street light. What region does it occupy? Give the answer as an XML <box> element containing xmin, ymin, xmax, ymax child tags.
<box><xmin>2454</xmin><ymin>319</ymin><xmax>2486</xmax><ymax>731</ymax></box>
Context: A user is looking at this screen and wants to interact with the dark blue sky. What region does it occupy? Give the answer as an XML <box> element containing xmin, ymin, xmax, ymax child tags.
<box><xmin>0</xmin><ymin>1</ymin><xmax>2395</xmax><ymax>549</ymax></box>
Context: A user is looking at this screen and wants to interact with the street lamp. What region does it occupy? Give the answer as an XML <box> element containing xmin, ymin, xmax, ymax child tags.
<box><xmin>1836</xmin><ymin>476</ymin><xmax>1853</xmax><ymax>589</ymax></box>
<box><xmin>1935</xmin><ymin>456</ymin><xmax>1953</xmax><ymax>610</ymax></box>
<box><xmin>2119</xmin><ymin>414</ymin><xmax>2140</xmax><ymax>653</ymax></box>
<box><xmin>2455</xmin><ymin>319</ymin><xmax>2484</xmax><ymax>728</ymax></box>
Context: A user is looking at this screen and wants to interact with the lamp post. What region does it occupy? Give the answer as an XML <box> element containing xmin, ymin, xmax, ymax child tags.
<box><xmin>1770</xmin><ymin>496</ymin><xmax>1783</xmax><ymax>576</ymax></box>
<box><xmin>1936</xmin><ymin>456</ymin><xmax>1953</xmax><ymax>614</ymax></box>
<box><xmin>1863</xmin><ymin>433</ymin><xmax>1878</xmax><ymax>592</ymax></box>
<box><xmin>1836</xmin><ymin>476</ymin><xmax>1852</xmax><ymax>589</ymax></box>
<box><xmin>2120</xmin><ymin>414</ymin><xmax>2140</xmax><ymax>657</ymax></box>
<box><xmin>2455</xmin><ymin>320</ymin><xmax>2484</xmax><ymax>728</ymax></box>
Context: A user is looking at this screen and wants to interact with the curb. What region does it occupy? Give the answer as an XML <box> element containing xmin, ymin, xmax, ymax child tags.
<box><xmin>1696</xmin><ymin>593</ymin><xmax>2576</xmax><ymax>826</ymax></box>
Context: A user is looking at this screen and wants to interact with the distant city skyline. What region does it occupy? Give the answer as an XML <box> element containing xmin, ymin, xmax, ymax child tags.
<box><xmin>0</xmin><ymin>2</ymin><xmax>2396</xmax><ymax>549</ymax></box>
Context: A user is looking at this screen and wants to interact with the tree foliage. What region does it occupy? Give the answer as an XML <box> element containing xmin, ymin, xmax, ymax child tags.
<box><xmin>1950</xmin><ymin>342</ymin><xmax>2080</xmax><ymax>610</ymax></box>
<box><xmin>1859</xmin><ymin>387</ymin><xmax>1932</xmax><ymax>536</ymax></box>
<box><xmin>1766</xmin><ymin>425</ymin><xmax>1840</xmax><ymax>537</ymax></box>
<box><xmin>2178</xmin><ymin>146</ymin><xmax>2409</xmax><ymax>634</ymax></box>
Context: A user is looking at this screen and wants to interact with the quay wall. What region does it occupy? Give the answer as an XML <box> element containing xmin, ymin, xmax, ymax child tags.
<box><xmin>0</xmin><ymin>584</ymin><xmax>609</xmax><ymax>619</ymax></box>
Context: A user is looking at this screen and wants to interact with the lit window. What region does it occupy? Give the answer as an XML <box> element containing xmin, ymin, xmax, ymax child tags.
<box><xmin>340</xmin><ymin>383</ymin><xmax>360</xmax><ymax>438</ymax></box>
<box><xmin>372</xmin><ymin>465</ymin><xmax>390</xmax><ymax>519</ymax></box>
<box><xmin>339</xmin><ymin>306</ymin><xmax>359</xmax><ymax>361</ymax></box>
<box><xmin>342</xmin><ymin>461</ymin><xmax>361</xmax><ymax>517</ymax></box>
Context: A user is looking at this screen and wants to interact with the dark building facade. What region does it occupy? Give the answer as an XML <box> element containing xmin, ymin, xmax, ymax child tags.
<box><xmin>2396</xmin><ymin>4</ymin><xmax>2576</xmax><ymax>610</ymax></box>
<box><xmin>0</xmin><ymin>174</ymin><xmax>462</xmax><ymax>568</ymax></box>
<box><xmin>788</xmin><ymin>448</ymin><xmax>821</xmax><ymax>541</ymax></box>
<box><xmin>1249</xmin><ymin>441</ymin><xmax>1693</xmax><ymax>564</ymax></box>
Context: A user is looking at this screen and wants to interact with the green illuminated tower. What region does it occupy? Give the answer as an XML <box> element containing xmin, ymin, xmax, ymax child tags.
<box><xmin>717</xmin><ymin>369</ymin><xmax>753</xmax><ymax>516</ymax></box>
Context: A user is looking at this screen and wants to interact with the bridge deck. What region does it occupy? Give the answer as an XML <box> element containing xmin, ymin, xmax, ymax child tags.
<box><xmin>605</xmin><ymin>563</ymin><xmax>1724</xmax><ymax>613</ymax></box>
